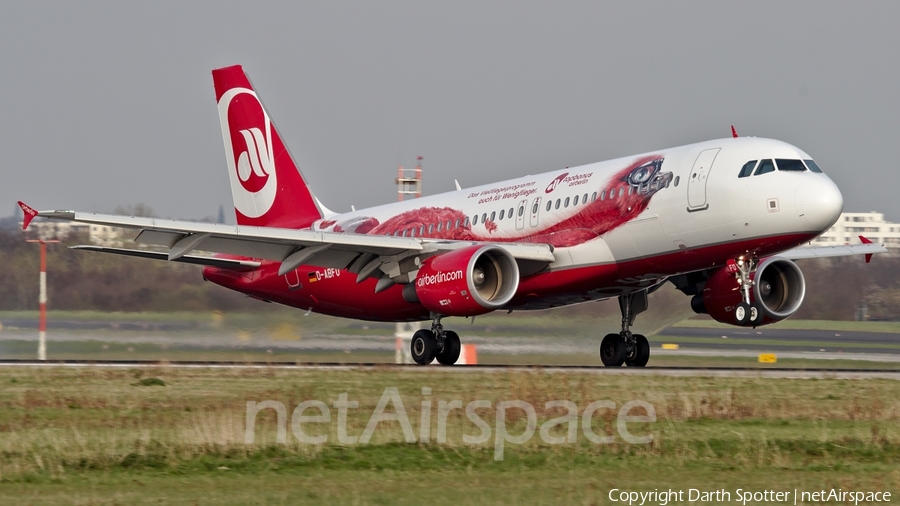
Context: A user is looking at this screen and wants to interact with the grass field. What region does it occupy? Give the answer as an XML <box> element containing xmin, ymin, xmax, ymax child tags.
<box><xmin>0</xmin><ymin>367</ymin><xmax>898</xmax><ymax>504</ymax></box>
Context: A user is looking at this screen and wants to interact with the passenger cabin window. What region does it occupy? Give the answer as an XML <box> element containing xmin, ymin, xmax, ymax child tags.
<box><xmin>500</xmin><ymin>209</ymin><xmax>506</xmax><ymax>220</ymax></box>
<box><xmin>600</xmin><ymin>190</ymin><xmax>605</xmax><ymax>201</ymax></box>
<box><xmin>428</xmin><ymin>224</ymin><xmax>434</xmax><ymax>234</ymax></box>
<box><xmin>573</xmin><ymin>195</ymin><xmax>579</xmax><ymax>206</ymax></box>
<box><xmin>775</xmin><ymin>159</ymin><xmax>807</xmax><ymax>171</ymax></box>
<box><xmin>419</xmin><ymin>225</ymin><xmax>425</xmax><ymax>235</ymax></box>
<box><xmin>583</xmin><ymin>193</ymin><xmax>588</xmax><ymax>204</ymax></box>
<box><xmin>518</xmin><ymin>206</ymin><xmax>525</xmax><ymax>217</ymax></box>
<box><xmin>555</xmin><ymin>199</ymin><xmax>561</xmax><ymax>210</ymax></box>
<box><xmin>454</xmin><ymin>219</ymin><xmax>460</xmax><ymax>228</ymax></box>
<box><xmin>437</xmin><ymin>222</ymin><xmax>443</xmax><ymax>232</ymax></box>
<box><xmin>472</xmin><ymin>215</ymin><xmax>478</xmax><ymax>225</ymax></box>
<box><xmin>464</xmin><ymin>218</ymin><xmax>470</xmax><ymax>228</ymax></box>
<box><xmin>564</xmin><ymin>197</ymin><xmax>570</xmax><ymax>208</ymax></box>
<box><xmin>754</xmin><ymin>159</ymin><xmax>775</xmax><ymax>176</ymax></box>
<box><xmin>508</xmin><ymin>207</ymin><xmax>514</xmax><ymax>218</ymax></box>
<box><xmin>532</xmin><ymin>202</ymin><xmax>539</xmax><ymax>213</ymax></box>
<box><xmin>738</xmin><ymin>160</ymin><xmax>757</xmax><ymax>178</ymax></box>
<box><xmin>482</xmin><ymin>213</ymin><xmax>487</xmax><ymax>223</ymax></box>
<box><xmin>545</xmin><ymin>201</ymin><xmax>552</xmax><ymax>212</ymax></box>
<box><xmin>489</xmin><ymin>211</ymin><xmax>496</xmax><ymax>222</ymax></box>
<box><xmin>804</xmin><ymin>159</ymin><xmax>824</xmax><ymax>173</ymax></box>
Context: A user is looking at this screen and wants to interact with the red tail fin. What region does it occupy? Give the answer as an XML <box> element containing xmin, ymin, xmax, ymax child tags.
<box><xmin>213</xmin><ymin>65</ymin><xmax>323</xmax><ymax>229</ymax></box>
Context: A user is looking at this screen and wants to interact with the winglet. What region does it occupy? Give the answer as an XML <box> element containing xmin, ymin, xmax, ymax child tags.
<box><xmin>731</xmin><ymin>125</ymin><xmax>738</xmax><ymax>138</ymax></box>
<box><xmin>17</xmin><ymin>201</ymin><xmax>38</xmax><ymax>230</ymax></box>
<box><xmin>859</xmin><ymin>235</ymin><xmax>874</xmax><ymax>263</ymax></box>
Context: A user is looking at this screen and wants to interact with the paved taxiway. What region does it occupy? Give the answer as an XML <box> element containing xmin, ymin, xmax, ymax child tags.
<box><xmin>1</xmin><ymin>325</ymin><xmax>898</xmax><ymax>363</ymax></box>
<box><xmin>2</xmin><ymin>360</ymin><xmax>898</xmax><ymax>380</ymax></box>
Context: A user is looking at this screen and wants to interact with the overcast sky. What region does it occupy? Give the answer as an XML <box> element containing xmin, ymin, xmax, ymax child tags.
<box><xmin>3</xmin><ymin>1</ymin><xmax>899</xmax><ymax>223</ymax></box>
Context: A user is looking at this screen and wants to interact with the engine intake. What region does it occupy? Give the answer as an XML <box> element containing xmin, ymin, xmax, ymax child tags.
<box><xmin>754</xmin><ymin>257</ymin><xmax>806</xmax><ymax>320</ymax></box>
<box><xmin>413</xmin><ymin>245</ymin><xmax>519</xmax><ymax>316</ymax></box>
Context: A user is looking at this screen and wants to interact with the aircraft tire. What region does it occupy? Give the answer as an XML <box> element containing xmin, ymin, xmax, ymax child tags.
<box><xmin>600</xmin><ymin>333</ymin><xmax>626</xmax><ymax>367</ymax></box>
<box><xmin>749</xmin><ymin>303</ymin><xmax>763</xmax><ymax>326</ymax></box>
<box><xmin>735</xmin><ymin>302</ymin><xmax>751</xmax><ymax>326</ymax></box>
<box><xmin>626</xmin><ymin>334</ymin><xmax>650</xmax><ymax>367</ymax></box>
<box><xmin>411</xmin><ymin>329</ymin><xmax>438</xmax><ymax>365</ymax></box>
<box><xmin>436</xmin><ymin>331</ymin><xmax>461</xmax><ymax>366</ymax></box>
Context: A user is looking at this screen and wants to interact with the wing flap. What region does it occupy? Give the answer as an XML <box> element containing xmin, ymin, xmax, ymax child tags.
<box><xmin>70</xmin><ymin>246</ymin><xmax>261</xmax><ymax>271</ymax></box>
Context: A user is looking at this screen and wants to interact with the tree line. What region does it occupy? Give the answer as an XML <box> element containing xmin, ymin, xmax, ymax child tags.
<box><xmin>0</xmin><ymin>228</ymin><xmax>897</xmax><ymax>319</ymax></box>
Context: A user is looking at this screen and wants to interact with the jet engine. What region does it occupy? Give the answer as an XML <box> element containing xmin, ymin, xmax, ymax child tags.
<box><xmin>700</xmin><ymin>257</ymin><xmax>806</xmax><ymax>326</ymax></box>
<box><xmin>410</xmin><ymin>245</ymin><xmax>519</xmax><ymax>316</ymax></box>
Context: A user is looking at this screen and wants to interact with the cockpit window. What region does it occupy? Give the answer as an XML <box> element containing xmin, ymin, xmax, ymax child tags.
<box><xmin>754</xmin><ymin>159</ymin><xmax>775</xmax><ymax>176</ymax></box>
<box><xmin>775</xmin><ymin>159</ymin><xmax>807</xmax><ymax>171</ymax></box>
<box><xmin>804</xmin><ymin>159</ymin><xmax>824</xmax><ymax>173</ymax></box>
<box><xmin>738</xmin><ymin>160</ymin><xmax>757</xmax><ymax>178</ymax></box>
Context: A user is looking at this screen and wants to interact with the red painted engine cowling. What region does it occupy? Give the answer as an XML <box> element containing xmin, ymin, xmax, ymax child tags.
<box><xmin>702</xmin><ymin>256</ymin><xmax>806</xmax><ymax>326</ymax></box>
<box><xmin>415</xmin><ymin>245</ymin><xmax>519</xmax><ymax>317</ymax></box>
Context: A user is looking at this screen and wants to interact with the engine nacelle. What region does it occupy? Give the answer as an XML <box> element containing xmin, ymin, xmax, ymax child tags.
<box><xmin>413</xmin><ymin>245</ymin><xmax>519</xmax><ymax>317</ymax></box>
<box><xmin>701</xmin><ymin>256</ymin><xmax>806</xmax><ymax>326</ymax></box>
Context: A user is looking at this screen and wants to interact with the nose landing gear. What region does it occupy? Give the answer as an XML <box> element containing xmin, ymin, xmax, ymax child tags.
<box><xmin>733</xmin><ymin>256</ymin><xmax>763</xmax><ymax>327</ymax></box>
<box><xmin>601</xmin><ymin>291</ymin><xmax>651</xmax><ymax>367</ymax></box>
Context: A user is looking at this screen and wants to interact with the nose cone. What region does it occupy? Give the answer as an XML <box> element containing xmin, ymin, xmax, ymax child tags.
<box><xmin>794</xmin><ymin>177</ymin><xmax>843</xmax><ymax>232</ymax></box>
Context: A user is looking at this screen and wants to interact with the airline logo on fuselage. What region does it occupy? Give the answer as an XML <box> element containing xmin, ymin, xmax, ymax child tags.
<box><xmin>417</xmin><ymin>269</ymin><xmax>464</xmax><ymax>287</ymax></box>
<box><xmin>217</xmin><ymin>87</ymin><xmax>278</xmax><ymax>218</ymax></box>
<box><xmin>545</xmin><ymin>172</ymin><xmax>569</xmax><ymax>193</ymax></box>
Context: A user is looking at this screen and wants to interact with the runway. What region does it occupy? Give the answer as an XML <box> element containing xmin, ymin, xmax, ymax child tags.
<box><xmin>656</xmin><ymin>326</ymin><xmax>900</xmax><ymax>354</ymax></box>
<box><xmin>2</xmin><ymin>359</ymin><xmax>899</xmax><ymax>379</ymax></box>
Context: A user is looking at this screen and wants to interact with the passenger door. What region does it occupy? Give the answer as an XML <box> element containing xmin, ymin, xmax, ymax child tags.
<box><xmin>687</xmin><ymin>148</ymin><xmax>720</xmax><ymax>212</ymax></box>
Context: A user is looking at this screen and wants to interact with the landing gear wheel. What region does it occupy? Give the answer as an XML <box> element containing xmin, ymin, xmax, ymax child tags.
<box><xmin>411</xmin><ymin>329</ymin><xmax>437</xmax><ymax>365</ymax></box>
<box><xmin>748</xmin><ymin>303</ymin><xmax>762</xmax><ymax>326</ymax></box>
<box><xmin>625</xmin><ymin>334</ymin><xmax>650</xmax><ymax>367</ymax></box>
<box><xmin>600</xmin><ymin>333</ymin><xmax>626</xmax><ymax>367</ymax></box>
<box><xmin>735</xmin><ymin>302</ymin><xmax>750</xmax><ymax>326</ymax></box>
<box><xmin>436</xmin><ymin>331</ymin><xmax>461</xmax><ymax>366</ymax></box>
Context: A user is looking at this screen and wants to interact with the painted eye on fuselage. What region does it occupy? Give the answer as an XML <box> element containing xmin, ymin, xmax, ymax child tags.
<box><xmin>629</xmin><ymin>166</ymin><xmax>654</xmax><ymax>184</ymax></box>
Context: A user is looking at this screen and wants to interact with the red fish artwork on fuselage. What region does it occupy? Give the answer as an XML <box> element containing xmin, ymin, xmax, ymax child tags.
<box><xmin>321</xmin><ymin>155</ymin><xmax>672</xmax><ymax>249</ymax></box>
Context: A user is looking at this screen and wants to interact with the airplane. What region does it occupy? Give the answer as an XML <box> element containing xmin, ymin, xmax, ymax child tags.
<box><xmin>18</xmin><ymin>65</ymin><xmax>886</xmax><ymax>367</ymax></box>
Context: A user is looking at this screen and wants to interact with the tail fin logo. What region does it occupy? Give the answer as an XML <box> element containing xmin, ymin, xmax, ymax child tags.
<box><xmin>217</xmin><ymin>88</ymin><xmax>278</xmax><ymax>218</ymax></box>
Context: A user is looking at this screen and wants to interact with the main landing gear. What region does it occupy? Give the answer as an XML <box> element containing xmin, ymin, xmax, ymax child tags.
<box><xmin>410</xmin><ymin>313</ymin><xmax>461</xmax><ymax>366</ymax></box>
<box><xmin>600</xmin><ymin>291</ymin><xmax>651</xmax><ymax>367</ymax></box>
<box><xmin>733</xmin><ymin>256</ymin><xmax>763</xmax><ymax>327</ymax></box>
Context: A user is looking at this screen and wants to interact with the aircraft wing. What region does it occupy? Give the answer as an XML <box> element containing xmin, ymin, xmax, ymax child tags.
<box><xmin>778</xmin><ymin>236</ymin><xmax>888</xmax><ymax>262</ymax></box>
<box><xmin>24</xmin><ymin>207</ymin><xmax>556</xmax><ymax>280</ymax></box>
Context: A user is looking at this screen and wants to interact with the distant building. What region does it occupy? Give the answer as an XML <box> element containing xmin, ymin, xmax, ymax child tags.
<box><xmin>23</xmin><ymin>221</ymin><xmax>90</xmax><ymax>241</ymax></box>
<box><xmin>20</xmin><ymin>220</ymin><xmax>127</xmax><ymax>246</ymax></box>
<box><xmin>812</xmin><ymin>212</ymin><xmax>900</xmax><ymax>253</ymax></box>
<box><xmin>88</xmin><ymin>224</ymin><xmax>128</xmax><ymax>247</ymax></box>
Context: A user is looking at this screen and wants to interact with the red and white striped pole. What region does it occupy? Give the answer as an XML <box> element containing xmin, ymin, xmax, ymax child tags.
<box><xmin>26</xmin><ymin>239</ymin><xmax>58</xmax><ymax>361</ymax></box>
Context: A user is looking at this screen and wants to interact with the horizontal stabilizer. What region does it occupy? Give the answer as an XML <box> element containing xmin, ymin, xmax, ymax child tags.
<box><xmin>70</xmin><ymin>245</ymin><xmax>260</xmax><ymax>271</ymax></box>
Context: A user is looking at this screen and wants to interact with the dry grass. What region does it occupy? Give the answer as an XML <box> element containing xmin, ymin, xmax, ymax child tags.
<box><xmin>0</xmin><ymin>367</ymin><xmax>898</xmax><ymax>503</ymax></box>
